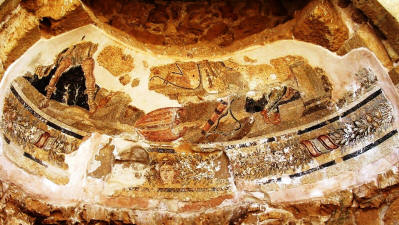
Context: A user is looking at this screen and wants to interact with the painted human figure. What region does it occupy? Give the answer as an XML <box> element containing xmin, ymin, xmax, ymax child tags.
<box><xmin>200</xmin><ymin>86</ymin><xmax>298</xmax><ymax>136</ymax></box>
<box><xmin>37</xmin><ymin>41</ymin><xmax>98</xmax><ymax>113</ymax></box>
<box><xmin>158</xmin><ymin>157</ymin><xmax>177</xmax><ymax>185</ymax></box>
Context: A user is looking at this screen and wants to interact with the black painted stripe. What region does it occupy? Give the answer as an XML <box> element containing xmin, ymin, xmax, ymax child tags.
<box><xmin>297</xmin><ymin>89</ymin><xmax>382</xmax><ymax>135</ymax></box>
<box><xmin>157</xmin><ymin>186</ymin><xmax>229</xmax><ymax>192</ymax></box>
<box><xmin>279</xmin><ymin>92</ymin><xmax>301</xmax><ymax>105</ymax></box>
<box><xmin>341</xmin><ymin>89</ymin><xmax>382</xmax><ymax>118</ymax></box>
<box><xmin>327</xmin><ymin>115</ymin><xmax>340</xmax><ymax>124</ymax></box>
<box><xmin>342</xmin><ymin>129</ymin><xmax>398</xmax><ymax>161</ymax></box>
<box><xmin>129</xmin><ymin>186</ymin><xmax>230</xmax><ymax>192</ymax></box>
<box><xmin>46</xmin><ymin>121</ymin><xmax>83</xmax><ymax>139</ymax></box>
<box><xmin>262</xmin><ymin>177</ymin><xmax>282</xmax><ymax>184</ymax></box>
<box><xmin>10</xmin><ymin>86</ymin><xmax>83</xmax><ymax>139</ymax></box>
<box><xmin>297</xmin><ymin>121</ymin><xmax>328</xmax><ymax>135</ymax></box>
<box><xmin>226</xmin><ymin>89</ymin><xmax>382</xmax><ymax>151</ymax></box>
<box><xmin>260</xmin><ymin>129</ymin><xmax>396</xmax><ymax>184</ymax></box>
<box><xmin>319</xmin><ymin>160</ymin><xmax>336</xmax><ymax>169</ymax></box>
<box><xmin>208</xmin><ymin>119</ymin><xmax>215</xmax><ymax>126</ymax></box>
<box><xmin>149</xmin><ymin>148</ymin><xmax>176</xmax><ymax>153</ymax></box>
<box><xmin>3</xmin><ymin>135</ymin><xmax>10</xmax><ymax>144</ymax></box>
<box><xmin>23</xmin><ymin>152</ymin><xmax>47</xmax><ymax>167</ymax></box>
<box><xmin>289</xmin><ymin>166</ymin><xmax>319</xmax><ymax>178</ymax></box>
<box><xmin>11</xmin><ymin>86</ymin><xmax>47</xmax><ymax>123</ymax></box>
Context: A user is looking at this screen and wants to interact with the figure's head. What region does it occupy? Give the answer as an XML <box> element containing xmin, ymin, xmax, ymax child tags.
<box><xmin>159</xmin><ymin>156</ymin><xmax>176</xmax><ymax>185</ymax></box>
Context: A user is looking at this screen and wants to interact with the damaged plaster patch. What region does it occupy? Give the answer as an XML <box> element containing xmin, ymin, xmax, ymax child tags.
<box><xmin>103</xmin><ymin>163</ymin><xmax>149</xmax><ymax>195</ymax></box>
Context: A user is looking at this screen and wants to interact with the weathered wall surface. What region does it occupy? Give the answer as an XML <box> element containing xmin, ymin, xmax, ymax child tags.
<box><xmin>0</xmin><ymin>0</ymin><xmax>93</xmax><ymax>81</ymax></box>
<box><xmin>352</xmin><ymin>0</ymin><xmax>399</xmax><ymax>54</ymax></box>
<box><xmin>1</xmin><ymin>163</ymin><xmax>399</xmax><ymax>224</ymax></box>
<box><xmin>0</xmin><ymin>0</ymin><xmax>398</xmax><ymax>225</ymax></box>
<box><xmin>0</xmin><ymin>4</ymin><xmax>39</xmax><ymax>80</ymax></box>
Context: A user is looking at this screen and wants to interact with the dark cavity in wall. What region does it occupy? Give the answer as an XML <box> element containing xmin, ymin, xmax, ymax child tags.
<box><xmin>24</xmin><ymin>66</ymin><xmax>99</xmax><ymax>110</ymax></box>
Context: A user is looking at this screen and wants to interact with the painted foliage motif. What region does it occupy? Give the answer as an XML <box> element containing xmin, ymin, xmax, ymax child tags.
<box><xmin>0</xmin><ymin>39</ymin><xmax>396</xmax><ymax>198</ymax></box>
<box><xmin>0</xmin><ymin>42</ymin><xmax>144</xmax><ymax>183</ymax></box>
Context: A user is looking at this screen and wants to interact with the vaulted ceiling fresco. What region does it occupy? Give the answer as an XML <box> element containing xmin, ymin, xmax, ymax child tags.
<box><xmin>0</xmin><ymin>0</ymin><xmax>399</xmax><ymax>224</ymax></box>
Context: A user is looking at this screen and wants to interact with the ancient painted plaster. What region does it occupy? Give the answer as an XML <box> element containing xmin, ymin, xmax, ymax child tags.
<box><xmin>0</xmin><ymin>24</ymin><xmax>398</xmax><ymax>212</ymax></box>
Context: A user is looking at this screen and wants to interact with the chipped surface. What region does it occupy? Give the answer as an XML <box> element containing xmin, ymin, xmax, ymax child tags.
<box><xmin>0</xmin><ymin>0</ymin><xmax>399</xmax><ymax>224</ymax></box>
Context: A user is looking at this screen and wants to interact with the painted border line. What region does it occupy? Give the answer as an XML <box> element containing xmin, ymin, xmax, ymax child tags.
<box><xmin>10</xmin><ymin>85</ymin><xmax>84</xmax><ymax>139</ymax></box>
<box><xmin>157</xmin><ymin>187</ymin><xmax>230</xmax><ymax>192</ymax></box>
<box><xmin>259</xmin><ymin>129</ymin><xmax>397</xmax><ymax>184</ymax></box>
<box><xmin>127</xmin><ymin>186</ymin><xmax>231</xmax><ymax>193</ymax></box>
<box><xmin>342</xmin><ymin>129</ymin><xmax>398</xmax><ymax>161</ymax></box>
<box><xmin>297</xmin><ymin>89</ymin><xmax>382</xmax><ymax>135</ymax></box>
<box><xmin>225</xmin><ymin>89</ymin><xmax>382</xmax><ymax>150</ymax></box>
<box><xmin>23</xmin><ymin>152</ymin><xmax>47</xmax><ymax>167</ymax></box>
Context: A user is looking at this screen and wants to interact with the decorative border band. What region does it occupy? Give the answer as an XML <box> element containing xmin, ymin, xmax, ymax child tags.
<box><xmin>259</xmin><ymin>129</ymin><xmax>397</xmax><ymax>184</ymax></box>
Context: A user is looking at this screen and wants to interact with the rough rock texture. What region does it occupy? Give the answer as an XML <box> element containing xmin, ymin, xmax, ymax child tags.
<box><xmin>21</xmin><ymin>0</ymin><xmax>81</xmax><ymax>20</ymax></box>
<box><xmin>293</xmin><ymin>0</ymin><xmax>349</xmax><ymax>51</ymax></box>
<box><xmin>0</xmin><ymin>0</ymin><xmax>19</xmax><ymax>22</ymax></box>
<box><xmin>79</xmin><ymin>0</ymin><xmax>358</xmax><ymax>57</ymax></box>
<box><xmin>352</xmin><ymin>0</ymin><xmax>399</xmax><ymax>55</ymax></box>
<box><xmin>0</xmin><ymin>5</ymin><xmax>39</xmax><ymax>80</ymax></box>
<box><xmin>332</xmin><ymin>0</ymin><xmax>393</xmax><ymax>69</ymax></box>
<box><xmin>337</xmin><ymin>25</ymin><xmax>392</xmax><ymax>68</ymax></box>
<box><xmin>119</xmin><ymin>74</ymin><xmax>131</xmax><ymax>86</ymax></box>
<box><xmin>1</xmin><ymin>163</ymin><xmax>399</xmax><ymax>224</ymax></box>
<box><xmin>0</xmin><ymin>0</ymin><xmax>93</xmax><ymax>80</ymax></box>
<box><xmin>82</xmin><ymin>0</ymin><xmax>306</xmax><ymax>47</ymax></box>
<box><xmin>21</xmin><ymin>0</ymin><xmax>93</xmax><ymax>37</ymax></box>
<box><xmin>80</xmin><ymin>0</ymin><xmax>309</xmax><ymax>57</ymax></box>
<box><xmin>97</xmin><ymin>46</ymin><xmax>134</xmax><ymax>77</ymax></box>
<box><xmin>390</xmin><ymin>67</ymin><xmax>399</xmax><ymax>85</ymax></box>
<box><xmin>131</xmin><ymin>78</ymin><xmax>140</xmax><ymax>88</ymax></box>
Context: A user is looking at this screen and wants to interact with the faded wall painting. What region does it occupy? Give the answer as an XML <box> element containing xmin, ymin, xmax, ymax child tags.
<box><xmin>4</xmin><ymin>0</ymin><xmax>399</xmax><ymax>222</ymax></box>
<box><xmin>0</xmin><ymin>25</ymin><xmax>398</xmax><ymax>212</ymax></box>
